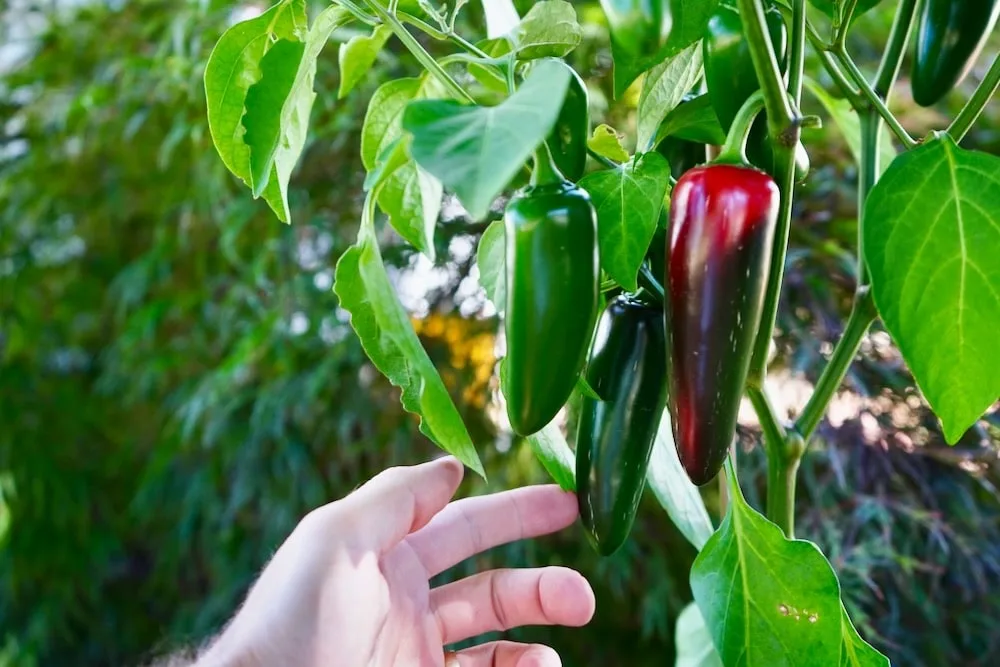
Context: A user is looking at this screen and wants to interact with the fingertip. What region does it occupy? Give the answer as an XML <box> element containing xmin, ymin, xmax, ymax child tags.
<box><xmin>540</xmin><ymin>567</ymin><xmax>595</xmax><ymax>627</ymax></box>
<box><xmin>521</xmin><ymin>645</ymin><xmax>561</xmax><ymax>667</ymax></box>
<box><xmin>434</xmin><ymin>454</ymin><xmax>465</xmax><ymax>488</ymax></box>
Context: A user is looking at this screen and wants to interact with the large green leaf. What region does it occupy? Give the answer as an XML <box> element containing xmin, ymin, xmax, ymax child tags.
<box><xmin>402</xmin><ymin>59</ymin><xmax>572</xmax><ymax>220</ymax></box>
<box><xmin>653</xmin><ymin>93</ymin><xmax>726</xmax><ymax>147</ymax></box>
<box><xmin>476</xmin><ymin>220</ymin><xmax>506</xmax><ymax>312</ymax></box>
<box><xmin>512</xmin><ymin>0</ymin><xmax>582</xmax><ymax>59</ymax></box>
<box><xmin>675</xmin><ymin>603</ymin><xmax>724</xmax><ymax>667</ymax></box>
<box><xmin>579</xmin><ymin>152</ymin><xmax>671</xmax><ymax>292</ymax></box>
<box><xmin>609</xmin><ymin>0</ymin><xmax>720</xmax><ymax>98</ymax></box>
<box><xmin>338</xmin><ymin>24</ymin><xmax>392</xmax><ymax>99</ymax></box>
<box><xmin>334</xmin><ymin>196</ymin><xmax>484</xmax><ymax>477</ymax></box>
<box><xmin>636</xmin><ymin>42</ymin><xmax>704</xmax><ymax>151</ymax></box>
<box><xmin>361</xmin><ymin>76</ymin><xmax>447</xmax><ymax>258</ymax></box>
<box><xmin>690</xmin><ymin>467</ymin><xmax>889</xmax><ymax>666</ymax></box>
<box><xmin>646</xmin><ymin>410</ymin><xmax>714</xmax><ymax>552</ymax></box>
<box><xmin>863</xmin><ymin>134</ymin><xmax>1000</xmax><ymax>443</ymax></box>
<box><xmin>803</xmin><ymin>78</ymin><xmax>896</xmax><ymax>176</ymax></box>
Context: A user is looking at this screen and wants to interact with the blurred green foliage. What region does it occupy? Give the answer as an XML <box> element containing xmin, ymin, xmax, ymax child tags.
<box><xmin>1</xmin><ymin>1</ymin><xmax>999</xmax><ymax>666</ymax></box>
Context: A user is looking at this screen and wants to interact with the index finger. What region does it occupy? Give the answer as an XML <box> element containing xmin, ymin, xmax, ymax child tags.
<box><xmin>405</xmin><ymin>484</ymin><xmax>578</xmax><ymax>577</ymax></box>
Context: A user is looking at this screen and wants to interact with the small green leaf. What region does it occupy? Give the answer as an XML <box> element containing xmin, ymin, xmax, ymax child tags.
<box><xmin>526</xmin><ymin>420</ymin><xmax>576</xmax><ymax>491</ymax></box>
<box><xmin>864</xmin><ymin>134</ymin><xmax>1000</xmax><ymax>443</ymax></box>
<box><xmin>675</xmin><ymin>602</ymin><xmax>724</xmax><ymax>667</ymax></box>
<box><xmin>204</xmin><ymin>0</ymin><xmax>308</xmax><ymax>198</ymax></box>
<box><xmin>808</xmin><ymin>0</ymin><xmax>883</xmax><ymax>21</ymax></box>
<box><xmin>609</xmin><ymin>0</ymin><xmax>720</xmax><ymax>98</ymax></box>
<box><xmin>243</xmin><ymin>39</ymin><xmax>306</xmax><ymax>197</ymax></box>
<box><xmin>588</xmin><ymin>124</ymin><xmax>630</xmax><ymax>163</ymax></box>
<box><xmin>804</xmin><ymin>78</ymin><xmax>896</xmax><ymax>175</ymax></box>
<box><xmin>363</xmin><ymin>137</ymin><xmax>408</xmax><ymax>192</ymax></box>
<box><xmin>334</xmin><ymin>197</ymin><xmax>484</xmax><ymax>477</ymax></box>
<box><xmin>637</xmin><ymin>42</ymin><xmax>704</xmax><ymax>151</ymax></box>
<box><xmin>476</xmin><ymin>220</ymin><xmax>506</xmax><ymax>312</ymax></box>
<box><xmin>647</xmin><ymin>410</ymin><xmax>714</xmax><ymax>552</ymax></box>
<box><xmin>361</xmin><ymin>75</ymin><xmax>447</xmax><ymax>258</ymax></box>
<box><xmin>653</xmin><ymin>93</ymin><xmax>726</xmax><ymax>147</ymax></box>
<box><xmin>512</xmin><ymin>0</ymin><xmax>582</xmax><ymax>60</ymax></box>
<box><xmin>338</xmin><ymin>24</ymin><xmax>392</xmax><ymax>99</ymax></box>
<box><xmin>690</xmin><ymin>472</ymin><xmax>888</xmax><ymax>666</ymax></box>
<box><xmin>403</xmin><ymin>59</ymin><xmax>572</xmax><ymax>220</ymax></box>
<box><xmin>579</xmin><ymin>152</ymin><xmax>670</xmax><ymax>291</ymax></box>
<box><xmin>468</xmin><ymin>38</ymin><xmax>513</xmax><ymax>94</ymax></box>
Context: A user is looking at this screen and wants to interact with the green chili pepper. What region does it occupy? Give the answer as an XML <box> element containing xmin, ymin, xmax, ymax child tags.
<box><xmin>504</xmin><ymin>150</ymin><xmax>600</xmax><ymax>436</ymax></box>
<box><xmin>576</xmin><ymin>293</ymin><xmax>667</xmax><ymax>555</ymax></box>
<box><xmin>911</xmin><ymin>0</ymin><xmax>1000</xmax><ymax>107</ymax></box>
<box><xmin>546</xmin><ymin>60</ymin><xmax>590</xmax><ymax>182</ymax></box>
<box><xmin>599</xmin><ymin>0</ymin><xmax>672</xmax><ymax>59</ymax></box>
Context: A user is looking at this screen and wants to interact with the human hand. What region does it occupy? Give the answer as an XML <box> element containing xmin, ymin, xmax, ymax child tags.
<box><xmin>198</xmin><ymin>456</ymin><xmax>595</xmax><ymax>667</ymax></box>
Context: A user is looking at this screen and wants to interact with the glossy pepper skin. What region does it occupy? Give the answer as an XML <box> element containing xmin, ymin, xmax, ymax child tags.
<box><xmin>577</xmin><ymin>294</ymin><xmax>667</xmax><ymax>556</ymax></box>
<box><xmin>547</xmin><ymin>62</ymin><xmax>589</xmax><ymax>182</ymax></box>
<box><xmin>665</xmin><ymin>165</ymin><xmax>778</xmax><ymax>485</ymax></box>
<box><xmin>504</xmin><ymin>181</ymin><xmax>599</xmax><ymax>436</ymax></box>
<box><xmin>599</xmin><ymin>0</ymin><xmax>672</xmax><ymax>59</ymax></box>
<box><xmin>911</xmin><ymin>0</ymin><xmax>1000</xmax><ymax>107</ymax></box>
<box><xmin>703</xmin><ymin>4</ymin><xmax>808</xmax><ymax>182</ymax></box>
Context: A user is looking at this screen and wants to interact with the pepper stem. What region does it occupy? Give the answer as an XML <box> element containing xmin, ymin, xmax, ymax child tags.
<box><xmin>714</xmin><ymin>91</ymin><xmax>767</xmax><ymax>166</ymax></box>
<box><xmin>531</xmin><ymin>141</ymin><xmax>566</xmax><ymax>187</ymax></box>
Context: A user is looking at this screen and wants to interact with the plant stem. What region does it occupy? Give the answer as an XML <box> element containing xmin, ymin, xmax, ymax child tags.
<box><xmin>586</xmin><ymin>146</ymin><xmax>618</xmax><ymax>169</ymax></box>
<box><xmin>856</xmin><ymin>111</ymin><xmax>881</xmax><ymax>284</ymax></box>
<box><xmin>766</xmin><ymin>432</ymin><xmax>802</xmax><ymax>538</ymax></box>
<box><xmin>748</xmin><ymin>385</ymin><xmax>787</xmax><ymax>452</ymax></box>
<box><xmin>873</xmin><ymin>0</ymin><xmax>919</xmax><ymax>99</ymax></box>
<box><xmin>948</xmin><ymin>53</ymin><xmax>1000</xmax><ymax>143</ymax></box>
<box><xmin>788</xmin><ymin>0</ymin><xmax>806</xmax><ymax>104</ymax></box>
<box><xmin>835</xmin><ymin>50</ymin><xmax>917</xmax><ymax>148</ymax></box>
<box><xmin>638</xmin><ymin>264</ymin><xmax>665</xmax><ymax>302</ymax></box>
<box><xmin>364</xmin><ymin>0</ymin><xmax>475</xmax><ymax>103</ymax></box>
<box><xmin>737</xmin><ymin>0</ymin><xmax>796</xmax><ymax>142</ymax></box>
<box><xmin>795</xmin><ymin>288</ymin><xmax>876</xmax><ymax>441</ymax></box>
<box><xmin>717</xmin><ymin>91</ymin><xmax>766</xmax><ymax>163</ymax></box>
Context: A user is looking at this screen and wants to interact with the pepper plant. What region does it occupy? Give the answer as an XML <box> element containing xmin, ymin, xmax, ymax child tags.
<box><xmin>203</xmin><ymin>0</ymin><xmax>1000</xmax><ymax>663</ymax></box>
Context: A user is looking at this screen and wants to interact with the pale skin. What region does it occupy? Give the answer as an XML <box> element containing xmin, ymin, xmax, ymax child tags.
<box><xmin>179</xmin><ymin>456</ymin><xmax>595</xmax><ymax>667</ymax></box>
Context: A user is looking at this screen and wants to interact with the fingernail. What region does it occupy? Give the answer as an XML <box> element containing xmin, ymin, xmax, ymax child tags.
<box><xmin>444</xmin><ymin>650</ymin><xmax>461</xmax><ymax>667</ymax></box>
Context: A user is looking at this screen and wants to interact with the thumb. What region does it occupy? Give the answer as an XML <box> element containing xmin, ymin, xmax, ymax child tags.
<box><xmin>339</xmin><ymin>456</ymin><xmax>465</xmax><ymax>552</ymax></box>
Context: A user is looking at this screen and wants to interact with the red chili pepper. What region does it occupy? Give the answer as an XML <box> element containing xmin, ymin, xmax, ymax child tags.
<box><xmin>665</xmin><ymin>164</ymin><xmax>779</xmax><ymax>485</ymax></box>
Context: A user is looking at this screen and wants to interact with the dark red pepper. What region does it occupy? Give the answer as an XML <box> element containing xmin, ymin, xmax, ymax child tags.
<box><xmin>665</xmin><ymin>164</ymin><xmax>779</xmax><ymax>485</ymax></box>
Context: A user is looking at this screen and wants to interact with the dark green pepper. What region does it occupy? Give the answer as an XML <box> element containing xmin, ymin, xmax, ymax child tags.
<box><xmin>599</xmin><ymin>0</ymin><xmax>671</xmax><ymax>59</ymax></box>
<box><xmin>576</xmin><ymin>293</ymin><xmax>667</xmax><ymax>555</ymax></box>
<box><xmin>911</xmin><ymin>0</ymin><xmax>1000</xmax><ymax>107</ymax></box>
<box><xmin>657</xmin><ymin>136</ymin><xmax>707</xmax><ymax>181</ymax></box>
<box><xmin>546</xmin><ymin>60</ymin><xmax>590</xmax><ymax>182</ymax></box>
<box><xmin>703</xmin><ymin>3</ymin><xmax>809</xmax><ymax>181</ymax></box>
<box><xmin>504</xmin><ymin>152</ymin><xmax>600</xmax><ymax>436</ymax></box>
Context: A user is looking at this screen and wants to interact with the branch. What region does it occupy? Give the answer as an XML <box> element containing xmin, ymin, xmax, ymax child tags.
<box><xmin>948</xmin><ymin>53</ymin><xmax>1000</xmax><ymax>143</ymax></box>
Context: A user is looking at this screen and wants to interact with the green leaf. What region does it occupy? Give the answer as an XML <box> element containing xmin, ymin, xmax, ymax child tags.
<box><xmin>512</xmin><ymin>0</ymin><xmax>582</xmax><ymax>60</ymax></box>
<box><xmin>363</xmin><ymin>137</ymin><xmax>409</xmax><ymax>192</ymax></box>
<box><xmin>653</xmin><ymin>93</ymin><xmax>726</xmax><ymax>147</ymax></box>
<box><xmin>204</xmin><ymin>0</ymin><xmax>311</xmax><ymax>216</ymax></box>
<box><xmin>338</xmin><ymin>24</ymin><xmax>392</xmax><ymax>99</ymax></box>
<box><xmin>361</xmin><ymin>76</ymin><xmax>447</xmax><ymax>258</ymax></box>
<box><xmin>579</xmin><ymin>152</ymin><xmax>670</xmax><ymax>291</ymax></box>
<box><xmin>481</xmin><ymin>0</ymin><xmax>520</xmax><ymax>38</ymax></box>
<box><xmin>469</xmin><ymin>38</ymin><xmax>513</xmax><ymax>94</ymax></box>
<box><xmin>588</xmin><ymin>124</ymin><xmax>630</xmax><ymax>163</ymax></box>
<box><xmin>334</xmin><ymin>197</ymin><xmax>484</xmax><ymax>477</ymax></box>
<box><xmin>243</xmin><ymin>39</ymin><xmax>306</xmax><ymax>197</ymax></box>
<box><xmin>864</xmin><ymin>134</ymin><xmax>1000</xmax><ymax>443</ymax></box>
<box><xmin>526</xmin><ymin>420</ymin><xmax>576</xmax><ymax>491</ymax></box>
<box><xmin>403</xmin><ymin>59</ymin><xmax>572</xmax><ymax>220</ymax></box>
<box><xmin>840</xmin><ymin>604</ymin><xmax>889</xmax><ymax>666</ymax></box>
<box><xmin>647</xmin><ymin>410</ymin><xmax>714</xmax><ymax>552</ymax></box>
<box><xmin>803</xmin><ymin>78</ymin><xmax>896</xmax><ymax>176</ymax></box>
<box><xmin>476</xmin><ymin>220</ymin><xmax>506</xmax><ymax>312</ymax></box>
<box><xmin>675</xmin><ymin>602</ymin><xmax>724</xmax><ymax>667</ymax></box>
<box><xmin>637</xmin><ymin>42</ymin><xmax>704</xmax><ymax>151</ymax></box>
<box><xmin>690</xmin><ymin>473</ymin><xmax>888</xmax><ymax>666</ymax></box>
<box><xmin>610</xmin><ymin>0</ymin><xmax>720</xmax><ymax>98</ymax></box>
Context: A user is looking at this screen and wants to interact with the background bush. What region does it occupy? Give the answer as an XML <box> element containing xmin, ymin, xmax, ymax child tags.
<box><xmin>1</xmin><ymin>1</ymin><xmax>998</xmax><ymax>665</ymax></box>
